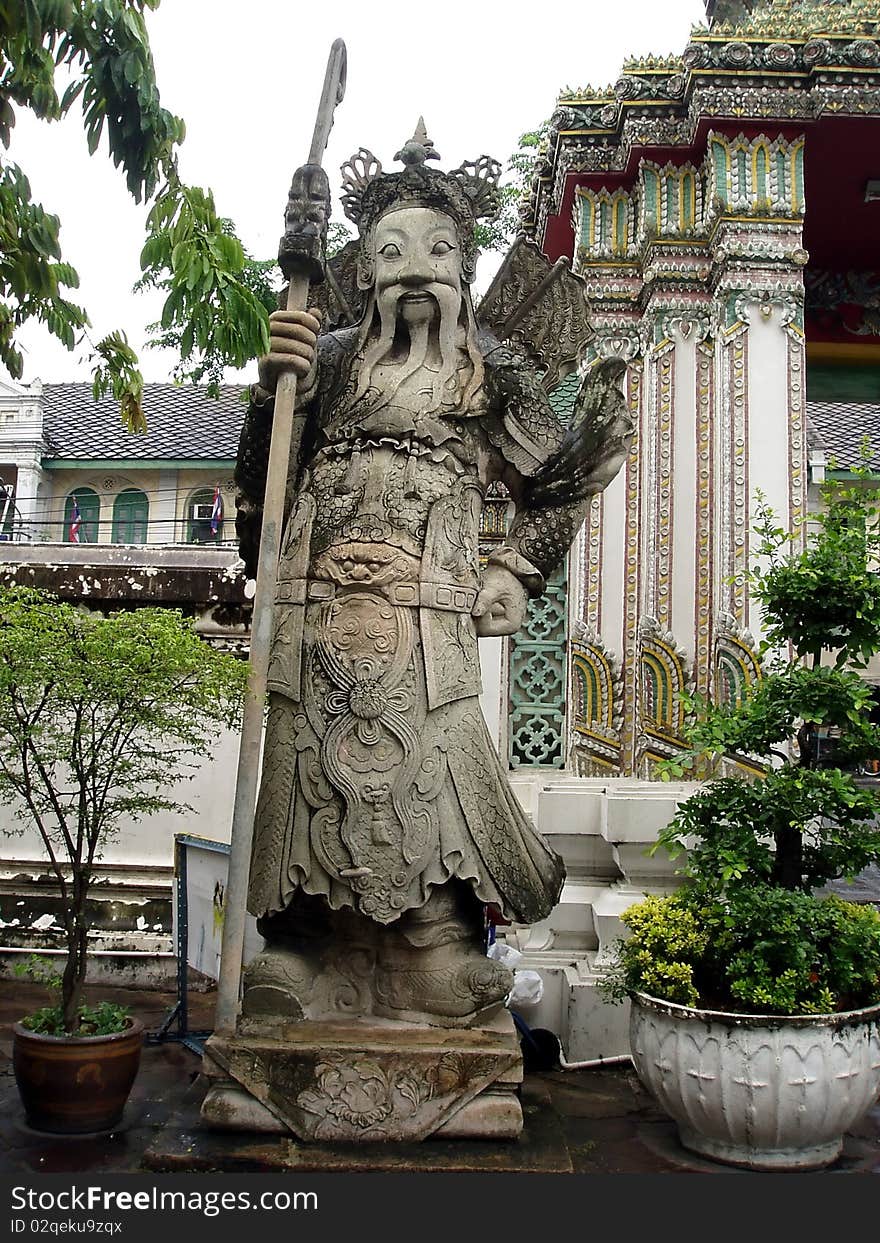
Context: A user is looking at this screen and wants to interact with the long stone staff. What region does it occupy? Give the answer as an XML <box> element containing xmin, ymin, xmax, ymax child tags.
<box><xmin>214</xmin><ymin>39</ymin><xmax>347</xmax><ymax>1036</ymax></box>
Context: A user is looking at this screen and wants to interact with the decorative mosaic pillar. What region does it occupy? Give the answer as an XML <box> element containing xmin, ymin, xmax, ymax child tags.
<box><xmin>620</xmin><ymin>364</ymin><xmax>644</xmax><ymax>774</ymax></box>
<box><xmin>715</xmin><ymin>319</ymin><xmax>748</xmax><ymax>624</ymax></box>
<box><xmin>567</xmin><ymin>335</ymin><xmax>642</xmax><ymax>776</ymax></box>
<box><xmin>695</xmin><ymin>336</ymin><xmax>714</xmax><ymax>697</ymax></box>
<box><xmin>706</xmin><ymin>131</ymin><xmax>807</xmax><ymax>640</ymax></box>
<box><xmin>649</xmin><ymin>339</ymin><xmax>675</xmax><ymax>632</ymax></box>
<box><xmin>508</xmin><ymin>566</ymin><xmax>568</xmax><ymax>769</ymax></box>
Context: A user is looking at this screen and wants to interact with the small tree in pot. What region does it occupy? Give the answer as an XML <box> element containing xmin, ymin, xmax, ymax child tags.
<box><xmin>606</xmin><ymin>462</ymin><xmax>880</xmax><ymax>1169</ymax></box>
<box><xmin>0</xmin><ymin>586</ymin><xmax>245</xmax><ymax>1130</ymax></box>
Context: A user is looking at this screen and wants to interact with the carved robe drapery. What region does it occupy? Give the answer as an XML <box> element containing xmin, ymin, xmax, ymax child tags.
<box><xmin>237</xmin><ymin>327</ymin><xmax>593</xmax><ymax>929</ymax></box>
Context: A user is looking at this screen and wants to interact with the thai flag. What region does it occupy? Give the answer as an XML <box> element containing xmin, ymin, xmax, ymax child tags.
<box><xmin>69</xmin><ymin>496</ymin><xmax>82</xmax><ymax>543</ymax></box>
<box><xmin>210</xmin><ymin>484</ymin><xmax>222</xmax><ymax>536</ymax></box>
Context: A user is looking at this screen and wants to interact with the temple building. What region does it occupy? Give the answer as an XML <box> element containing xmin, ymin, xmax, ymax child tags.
<box><xmin>513</xmin><ymin>0</ymin><xmax>880</xmax><ymax>778</ymax></box>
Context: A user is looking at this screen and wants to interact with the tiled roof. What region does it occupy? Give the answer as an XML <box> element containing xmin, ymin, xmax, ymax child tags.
<box><xmin>41</xmin><ymin>383</ymin><xmax>247</xmax><ymax>460</ymax></box>
<box><xmin>807</xmin><ymin>402</ymin><xmax>880</xmax><ymax>471</ymax></box>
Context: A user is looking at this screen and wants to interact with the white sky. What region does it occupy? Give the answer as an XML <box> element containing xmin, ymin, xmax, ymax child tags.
<box><xmin>12</xmin><ymin>0</ymin><xmax>707</xmax><ymax>385</ymax></box>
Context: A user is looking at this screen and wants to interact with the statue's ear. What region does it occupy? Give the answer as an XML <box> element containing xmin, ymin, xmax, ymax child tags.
<box><xmin>356</xmin><ymin>229</ymin><xmax>374</xmax><ymax>291</ymax></box>
<box><xmin>356</xmin><ymin>256</ymin><xmax>373</xmax><ymax>291</ymax></box>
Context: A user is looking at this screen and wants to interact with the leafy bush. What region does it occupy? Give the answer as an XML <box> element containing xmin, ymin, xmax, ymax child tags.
<box><xmin>21</xmin><ymin>1001</ymin><xmax>131</xmax><ymax>1037</ymax></box>
<box><xmin>602</xmin><ymin>894</ymin><xmax>709</xmax><ymax>1007</ymax></box>
<box><xmin>607</xmin><ymin>888</ymin><xmax>880</xmax><ymax>1015</ymax></box>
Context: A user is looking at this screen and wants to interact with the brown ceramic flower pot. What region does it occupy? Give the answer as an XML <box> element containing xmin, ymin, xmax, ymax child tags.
<box><xmin>12</xmin><ymin>1017</ymin><xmax>144</xmax><ymax>1134</ymax></box>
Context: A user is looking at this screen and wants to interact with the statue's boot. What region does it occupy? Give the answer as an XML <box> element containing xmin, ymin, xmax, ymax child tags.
<box><xmin>242</xmin><ymin>894</ymin><xmax>378</xmax><ymax>1023</ymax></box>
<box><xmin>373</xmin><ymin>883</ymin><xmax>512</xmax><ymax>1027</ymax></box>
<box><xmin>241</xmin><ymin>892</ymin><xmax>335</xmax><ymax>1023</ymax></box>
<box><xmin>241</xmin><ymin>946</ymin><xmax>324</xmax><ymax>1023</ymax></box>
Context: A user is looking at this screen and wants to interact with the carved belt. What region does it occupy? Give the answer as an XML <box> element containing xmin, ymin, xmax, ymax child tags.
<box><xmin>275</xmin><ymin>579</ymin><xmax>479</xmax><ymax>613</ymax></box>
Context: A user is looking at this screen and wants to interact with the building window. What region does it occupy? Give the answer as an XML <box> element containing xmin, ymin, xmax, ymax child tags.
<box><xmin>111</xmin><ymin>488</ymin><xmax>149</xmax><ymax>544</ymax></box>
<box><xmin>63</xmin><ymin>487</ymin><xmax>99</xmax><ymax>544</ymax></box>
<box><xmin>186</xmin><ymin>487</ymin><xmax>223</xmax><ymax>544</ymax></box>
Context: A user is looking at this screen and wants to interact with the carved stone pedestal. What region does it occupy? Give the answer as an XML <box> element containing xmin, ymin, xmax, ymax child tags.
<box><xmin>200</xmin><ymin>1010</ymin><xmax>523</xmax><ymax>1142</ymax></box>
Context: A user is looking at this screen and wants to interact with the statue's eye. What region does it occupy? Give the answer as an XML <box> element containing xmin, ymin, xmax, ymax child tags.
<box><xmin>378</xmin><ymin>243</ymin><xmax>401</xmax><ymax>258</ymax></box>
<box><xmin>432</xmin><ymin>240</ymin><xmax>453</xmax><ymax>256</ymax></box>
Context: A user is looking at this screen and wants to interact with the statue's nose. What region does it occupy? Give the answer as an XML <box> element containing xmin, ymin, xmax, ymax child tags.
<box><xmin>399</xmin><ymin>257</ymin><xmax>432</xmax><ymax>286</ymax></box>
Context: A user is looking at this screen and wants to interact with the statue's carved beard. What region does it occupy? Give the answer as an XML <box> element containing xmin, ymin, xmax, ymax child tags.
<box><xmin>354</xmin><ymin>285</ymin><xmax>484</xmax><ymax>413</ymax></box>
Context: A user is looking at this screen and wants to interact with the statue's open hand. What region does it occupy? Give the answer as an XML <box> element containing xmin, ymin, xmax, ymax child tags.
<box><xmin>258</xmin><ymin>308</ymin><xmax>322</xmax><ymax>392</ymax></box>
<box><xmin>472</xmin><ymin>566</ymin><xmax>528</xmax><ymax>637</ymax></box>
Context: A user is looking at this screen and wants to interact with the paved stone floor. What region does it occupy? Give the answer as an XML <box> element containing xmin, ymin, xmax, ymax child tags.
<box><xmin>826</xmin><ymin>862</ymin><xmax>880</xmax><ymax>904</ymax></box>
<box><xmin>1</xmin><ymin>981</ymin><xmax>878</xmax><ymax>1175</ymax></box>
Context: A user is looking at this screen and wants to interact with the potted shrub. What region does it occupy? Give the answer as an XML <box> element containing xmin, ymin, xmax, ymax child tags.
<box><xmin>605</xmin><ymin>466</ymin><xmax>880</xmax><ymax>1171</ymax></box>
<box><xmin>0</xmin><ymin>586</ymin><xmax>245</xmax><ymax>1133</ymax></box>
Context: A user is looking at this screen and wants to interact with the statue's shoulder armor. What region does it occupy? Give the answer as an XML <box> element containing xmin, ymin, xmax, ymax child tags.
<box><xmin>479</xmin><ymin>329</ymin><xmax>565</xmax><ymax>475</ymax></box>
<box><xmin>313</xmin><ymin>325</ymin><xmax>360</xmax><ymax>407</ymax></box>
<box><xmin>316</xmin><ymin>324</ymin><xmax>360</xmax><ymax>365</ymax></box>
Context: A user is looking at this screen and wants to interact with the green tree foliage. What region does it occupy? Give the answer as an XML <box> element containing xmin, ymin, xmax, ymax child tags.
<box><xmin>0</xmin><ymin>585</ymin><xmax>246</xmax><ymax>1032</ymax></box>
<box><xmin>474</xmin><ymin>126</ymin><xmax>548</xmax><ymax>254</ymax></box>
<box><xmin>326</xmin><ymin>220</ymin><xmax>354</xmax><ymax>259</ymax></box>
<box><xmin>137</xmin><ymin>194</ymin><xmax>272</xmax><ymax>393</ymax></box>
<box><xmin>659</xmin><ymin>460</ymin><xmax>880</xmax><ymax>894</ymax></box>
<box><xmin>13</xmin><ymin>954</ymin><xmax>130</xmax><ymax>1035</ymax></box>
<box><xmin>1</xmin><ymin>1</ymin><xmax>270</xmax><ymax>425</ymax></box>
<box><xmin>751</xmin><ymin>473</ymin><xmax>880</xmax><ymax>666</ymax></box>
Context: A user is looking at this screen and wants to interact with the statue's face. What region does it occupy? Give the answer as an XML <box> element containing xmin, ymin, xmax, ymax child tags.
<box><xmin>373</xmin><ymin>206</ymin><xmax>462</xmax><ymax>324</ymax></box>
<box><xmin>356</xmin><ymin>203</ymin><xmax>480</xmax><ymax>410</ymax></box>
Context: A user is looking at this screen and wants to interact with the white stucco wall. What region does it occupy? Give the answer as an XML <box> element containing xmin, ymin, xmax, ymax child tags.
<box><xmin>744</xmin><ymin>302</ymin><xmax>796</xmax><ymax>639</ymax></box>
<box><xmin>478</xmin><ymin>635</ymin><xmax>505</xmax><ymax>753</ymax></box>
<box><xmin>1</xmin><ymin>727</ymin><xmax>240</xmax><ymax>869</ymax></box>
<box><xmin>598</xmin><ymin>464</ymin><xmax>627</xmax><ymax>658</ymax></box>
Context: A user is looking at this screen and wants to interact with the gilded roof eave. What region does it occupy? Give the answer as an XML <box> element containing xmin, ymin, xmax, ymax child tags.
<box><xmin>705</xmin><ymin>0</ymin><xmax>880</xmax><ymax>41</ymax></box>
<box><xmin>522</xmin><ymin>4</ymin><xmax>880</xmax><ymax>244</ymax></box>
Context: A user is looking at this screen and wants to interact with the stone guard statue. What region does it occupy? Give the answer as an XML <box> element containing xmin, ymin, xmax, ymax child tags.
<box><xmin>202</xmin><ymin>123</ymin><xmax>633</xmax><ymax>1142</ymax></box>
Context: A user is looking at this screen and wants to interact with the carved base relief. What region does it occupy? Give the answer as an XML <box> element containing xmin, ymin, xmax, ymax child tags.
<box><xmin>201</xmin><ymin>1011</ymin><xmax>523</xmax><ymax>1143</ymax></box>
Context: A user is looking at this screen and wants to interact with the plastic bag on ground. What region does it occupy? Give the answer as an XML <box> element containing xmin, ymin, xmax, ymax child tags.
<box><xmin>487</xmin><ymin>941</ymin><xmax>544</xmax><ymax>1007</ymax></box>
<box><xmin>506</xmin><ymin>969</ymin><xmax>544</xmax><ymax>1008</ymax></box>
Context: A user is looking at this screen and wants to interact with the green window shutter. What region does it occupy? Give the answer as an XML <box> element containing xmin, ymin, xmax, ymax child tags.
<box><xmin>111</xmin><ymin>488</ymin><xmax>149</xmax><ymax>544</ymax></box>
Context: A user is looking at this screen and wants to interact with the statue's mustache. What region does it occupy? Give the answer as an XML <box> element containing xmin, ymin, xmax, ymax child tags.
<box><xmin>382</xmin><ymin>282</ymin><xmax>460</xmax><ymax>315</ymax></box>
<box><xmin>384</xmin><ymin>285</ymin><xmax>447</xmax><ymax>308</ymax></box>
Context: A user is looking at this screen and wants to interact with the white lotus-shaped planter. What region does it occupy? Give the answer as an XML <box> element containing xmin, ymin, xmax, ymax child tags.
<box><xmin>630</xmin><ymin>991</ymin><xmax>880</xmax><ymax>1171</ymax></box>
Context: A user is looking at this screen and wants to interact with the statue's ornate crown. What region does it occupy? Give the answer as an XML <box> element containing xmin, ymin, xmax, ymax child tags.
<box><xmin>340</xmin><ymin>119</ymin><xmax>503</xmax><ymax>233</ymax></box>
